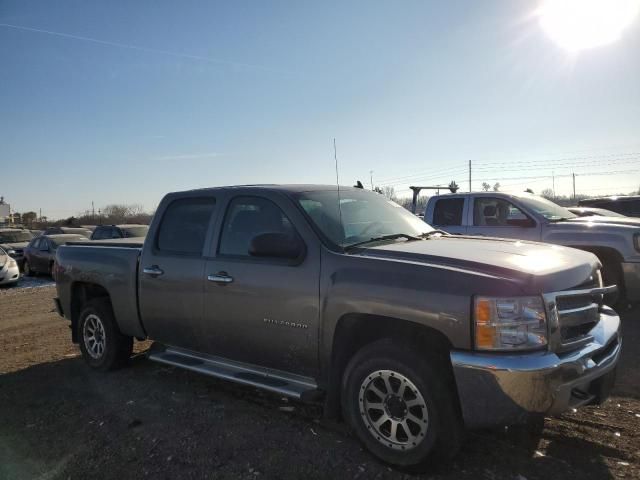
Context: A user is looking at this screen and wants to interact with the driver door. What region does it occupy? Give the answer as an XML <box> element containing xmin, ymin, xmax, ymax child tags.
<box><xmin>203</xmin><ymin>193</ymin><xmax>321</xmax><ymax>376</ymax></box>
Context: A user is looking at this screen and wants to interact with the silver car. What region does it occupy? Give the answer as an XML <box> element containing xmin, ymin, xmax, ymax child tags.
<box><xmin>0</xmin><ymin>246</ymin><xmax>20</xmax><ymax>286</ymax></box>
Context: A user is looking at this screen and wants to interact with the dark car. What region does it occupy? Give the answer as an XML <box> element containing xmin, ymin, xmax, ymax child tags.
<box><xmin>0</xmin><ymin>228</ymin><xmax>34</xmax><ymax>270</ymax></box>
<box><xmin>578</xmin><ymin>195</ymin><xmax>640</xmax><ymax>217</ymax></box>
<box><xmin>43</xmin><ymin>226</ymin><xmax>93</xmax><ymax>237</ymax></box>
<box><xmin>90</xmin><ymin>224</ymin><xmax>149</xmax><ymax>240</ymax></box>
<box><xmin>23</xmin><ymin>234</ymin><xmax>88</xmax><ymax>276</ymax></box>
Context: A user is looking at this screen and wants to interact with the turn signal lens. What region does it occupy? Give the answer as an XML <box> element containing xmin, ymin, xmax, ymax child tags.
<box><xmin>474</xmin><ymin>296</ymin><xmax>548</xmax><ymax>351</ymax></box>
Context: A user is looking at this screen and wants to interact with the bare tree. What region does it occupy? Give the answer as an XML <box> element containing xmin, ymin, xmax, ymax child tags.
<box><xmin>383</xmin><ymin>186</ymin><xmax>397</xmax><ymax>201</ymax></box>
<box><xmin>482</xmin><ymin>182</ymin><xmax>491</xmax><ymax>191</ymax></box>
<box><xmin>492</xmin><ymin>182</ymin><xmax>500</xmax><ymax>192</ymax></box>
<box><xmin>22</xmin><ymin>211</ymin><xmax>37</xmax><ymax>227</ymax></box>
<box><xmin>540</xmin><ymin>188</ymin><xmax>554</xmax><ymax>199</ymax></box>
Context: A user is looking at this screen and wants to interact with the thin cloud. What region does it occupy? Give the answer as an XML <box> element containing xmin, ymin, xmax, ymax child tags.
<box><xmin>0</xmin><ymin>23</ymin><xmax>298</xmax><ymax>76</ymax></box>
<box><xmin>154</xmin><ymin>152</ymin><xmax>221</xmax><ymax>161</ymax></box>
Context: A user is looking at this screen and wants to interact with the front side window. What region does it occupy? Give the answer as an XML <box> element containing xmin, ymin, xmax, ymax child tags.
<box><xmin>156</xmin><ymin>197</ymin><xmax>216</xmax><ymax>255</ymax></box>
<box><xmin>219</xmin><ymin>197</ymin><xmax>296</xmax><ymax>257</ymax></box>
<box><xmin>473</xmin><ymin>198</ymin><xmax>530</xmax><ymax>226</ymax></box>
<box><xmin>433</xmin><ymin>198</ymin><xmax>464</xmax><ymax>226</ymax></box>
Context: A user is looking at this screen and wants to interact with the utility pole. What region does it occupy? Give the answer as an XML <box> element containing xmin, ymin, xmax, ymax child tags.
<box><xmin>39</xmin><ymin>208</ymin><xmax>42</xmax><ymax>222</ymax></box>
<box><xmin>572</xmin><ymin>172</ymin><xmax>576</xmax><ymax>200</ymax></box>
<box><xmin>92</xmin><ymin>201</ymin><xmax>95</xmax><ymax>221</ymax></box>
<box><xmin>552</xmin><ymin>171</ymin><xmax>555</xmax><ymax>199</ymax></box>
<box><xmin>369</xmin><ymin>170</ymin><xmax>374</xmax><ymax>190</ymax></box>
<box><xmin>468</xmin><ymin>160</ymin><xmax>472</xmax><ymax>192</ymax></box>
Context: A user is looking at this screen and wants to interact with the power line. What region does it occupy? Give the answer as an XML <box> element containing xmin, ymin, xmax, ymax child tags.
<box><xmin>376</xmin><ymin>163</ymin><xmax>467</xmax><ymax>184</ymax></box>
<box><xmin>473</xmin><ymin>151</ymin><xmax>640</xmax><ymax>168</ymax></box>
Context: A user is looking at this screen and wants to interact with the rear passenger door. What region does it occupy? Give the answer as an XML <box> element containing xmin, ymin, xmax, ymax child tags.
<box><xmin>427</xmin><ymin>197</ymin><xmax>468</xmax><ymax>234</ymax></box>
<box><xmin>139</xmin><ymin>194</ymin><xmax>218</xmax><ymax>351</ymax></box>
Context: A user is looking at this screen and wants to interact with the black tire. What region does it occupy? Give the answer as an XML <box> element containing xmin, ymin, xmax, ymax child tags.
<box><xmin>341</xmin><ymin>339</ymin><xmax>462</xmax><ymax>472</ymax></box>
<box><xmin>601</xmin><ymin>258</ymin><xmax>624</xmax><ymax>307</ymax></box>
<box><xmin>78</xmin><ymin>298</ymin><xmax>133</xmax><ymax>371</ymax></box>
<box><xmin>23</xmin><ymin>260</ymin><xmax>35</xmax><ymax>277</ymax></box>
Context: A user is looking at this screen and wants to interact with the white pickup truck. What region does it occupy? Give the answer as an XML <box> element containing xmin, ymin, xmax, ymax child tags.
<box><xmin>424</xmin><ymin>192</ymin><xmax>640</xmax><ymax>304</ymax></box>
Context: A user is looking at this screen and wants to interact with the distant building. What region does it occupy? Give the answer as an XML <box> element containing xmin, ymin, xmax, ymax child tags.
<box><xmin>0</xmin><ymin>197</ymin><xmax>11</xmax><ymax>226</ymax></box>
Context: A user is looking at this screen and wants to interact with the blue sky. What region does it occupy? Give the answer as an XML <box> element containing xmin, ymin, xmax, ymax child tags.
<box><xmin>1</xmin><ymin>0</ymin><xmax>639</xmax><ymax>218</ymax></box>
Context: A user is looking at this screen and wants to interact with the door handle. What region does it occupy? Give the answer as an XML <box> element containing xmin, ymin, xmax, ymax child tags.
<box><xmin>207</xmin><ymin>272</ymin><xmax>233</xmax><ymax>284</ymax></box>
<box><xmin>142</xmin><ymin>265</ymin><xmax>164</xmax><ymax>277</ymax></box>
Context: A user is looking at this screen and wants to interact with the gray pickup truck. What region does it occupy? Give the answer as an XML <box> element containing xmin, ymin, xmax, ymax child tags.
<box><xmin>424</xmin><ymin>192</ymin><xmax>640</xmax><ymax>304</ymax></box>
<box><xmin>55</xmin><ymin>185</ymin><xmax>621</xmax><ymax>470</ymax></box>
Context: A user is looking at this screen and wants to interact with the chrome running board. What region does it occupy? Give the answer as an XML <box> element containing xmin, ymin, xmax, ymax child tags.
<box><xmin>147</xmin><ymin>345</ymin><xmax>319</xmax><ymax>400</ymax></box>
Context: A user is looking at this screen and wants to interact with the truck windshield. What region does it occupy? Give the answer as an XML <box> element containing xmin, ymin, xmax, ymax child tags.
<box><xmin>295</xmin><ymin>189</ymin><xmax>433</xmax><ymax>249</ymax></box>
<box><xmin>0</xmin><ymin>231</ymin><xmax>33</xmax><ymax>243</ymax></box>
<box><xmin>516</xmin><ymin>195</ymin><xmax>577</xmax><ymax>221</ymax></box>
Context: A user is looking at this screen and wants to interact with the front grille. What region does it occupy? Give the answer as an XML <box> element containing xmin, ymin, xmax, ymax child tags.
<box><xmin>551</xmin><ymin>269</ymin><xmax>604</xmax><ymax>350</ymax></box>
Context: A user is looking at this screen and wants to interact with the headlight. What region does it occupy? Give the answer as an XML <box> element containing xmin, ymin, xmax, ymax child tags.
<box><xmin>6</xmin><ymin>249</ymin><xmax>16</xmax><ymax>255</ymax></box>
<box><xmin>8</xmin><ymin>258</ymin><xmax>17</xmax><ymax>267</ymax></box>
<box><xmin>474</xmin><ymin>296</ymin><xmax>548</xmax><ymax>351</ymax></box>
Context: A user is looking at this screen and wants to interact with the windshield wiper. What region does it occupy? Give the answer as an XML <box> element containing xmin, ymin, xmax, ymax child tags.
<box><xmin>344</xmin><ymin>233</ymin><xmax>422</xmax><ymax>251</ymax></box>
<box><xmin>419</xmin><ymin>230</ymin><xmax>450</xmax><ymax>238</ymax></box>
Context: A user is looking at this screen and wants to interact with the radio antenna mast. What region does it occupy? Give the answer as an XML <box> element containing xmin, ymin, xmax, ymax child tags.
<box><xmin>333</xmin><ymin>138</ymin><xmax>344</xmax><ymax>245</ymax></box>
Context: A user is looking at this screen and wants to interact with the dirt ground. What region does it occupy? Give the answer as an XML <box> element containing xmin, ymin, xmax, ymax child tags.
<box><xmin>0</xmin><ymin>285</ymin><xmax>638</xmax><ymax>480</ymax></box>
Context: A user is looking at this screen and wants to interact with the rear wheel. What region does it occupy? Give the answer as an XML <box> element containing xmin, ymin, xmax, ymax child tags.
<box><xmin>342</xmin><ymin>339</ymin><xmax>462</xmax><ymax>471</ymax></box>
<box><xmin>78</xmin><ymin>298</ymin><xmax>133</xmax><ymax>371</ymax></box>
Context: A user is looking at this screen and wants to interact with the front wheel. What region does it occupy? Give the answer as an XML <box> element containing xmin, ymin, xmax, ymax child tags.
<box><xmin>342</xmin><ymin>340</ymin><xmax>462</xmax><ymax>472</ymax></box>
<box><xmin>23</xmin><ymin>260</ymin><xmax>34</xmax><ymax>277</ymax></box>
<box><xmin>78</xmin><ymin>298</ymin><xmax>133</xmax><ymax>371</ymax></box>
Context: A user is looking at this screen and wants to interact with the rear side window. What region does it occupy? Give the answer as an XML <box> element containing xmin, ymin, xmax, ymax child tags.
<box><xmin>433</xmin><ymin>198</ymin><xmax>464</xmax><ymax>226</ymax></box>
<box><xmin>156</xmin><ymin>197</ymin><xmax>216</xmax><ymax>255</ymax></box>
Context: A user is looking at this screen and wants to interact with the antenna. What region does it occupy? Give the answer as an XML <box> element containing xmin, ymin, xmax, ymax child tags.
<box><xmin>333</xmin><ymin>138</ymin><xmax>344</xmax><ymax>245</ymax></box>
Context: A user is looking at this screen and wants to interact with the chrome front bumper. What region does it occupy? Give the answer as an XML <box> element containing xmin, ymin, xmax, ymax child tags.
<box><xmin>450</xmin><ymin>306</ymin><xmax>621</xmax><ymax>428</ymax></box>
<box><xmin>622</xmin><ymin>262</ymin><xmax>640</xmax><ymax>302</ymax></box>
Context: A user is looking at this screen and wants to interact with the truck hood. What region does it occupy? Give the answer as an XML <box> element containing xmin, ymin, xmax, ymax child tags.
<box><xmin>562</xmin><ymin>216</ymin><xmax>640</xmax><ymax>229</ymax></box>
<box><xmin>357</xmin><ymin>236</ymin><xmax>599</xmax><ymax>292</ymax></box>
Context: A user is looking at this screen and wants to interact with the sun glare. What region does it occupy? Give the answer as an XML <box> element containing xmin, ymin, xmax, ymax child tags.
<box><xmin>538</xmin><ymin>0</ymin><xmax>640</xmax><ymax>51</ymax></box>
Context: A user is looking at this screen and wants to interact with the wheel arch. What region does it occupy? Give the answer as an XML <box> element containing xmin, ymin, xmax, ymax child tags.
<box><xmin>324</xmin><ymin>313</ymin><xmax>459</xmax><ymax>419</ymax></box>
<box><xmin>70</xmin><ymin>282</ymin><xmax>112</xmax><ymax>343</ymax></box>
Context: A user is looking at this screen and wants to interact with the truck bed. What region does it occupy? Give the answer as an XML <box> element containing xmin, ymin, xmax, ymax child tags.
<box><xmin>55</xmin><ymin>243</ymin><xmax>145</xmax><ymax>339</ymax></box>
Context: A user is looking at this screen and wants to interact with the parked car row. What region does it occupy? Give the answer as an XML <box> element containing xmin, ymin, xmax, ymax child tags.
<box><xmin>0</xmin><ymin>224</ymin><xmax>148</xmax><ymax>287</ymax></box>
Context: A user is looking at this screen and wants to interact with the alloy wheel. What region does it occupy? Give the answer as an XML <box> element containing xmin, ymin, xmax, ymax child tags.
<box><xmin>359</xmin><ymin>369</ymin><xmax>429</xmax><ymax>451</ymax></box>
<box><xmin>83</xmin><ymin>314</ymin><xmax>106</xmax><ymax>359</ymax></box>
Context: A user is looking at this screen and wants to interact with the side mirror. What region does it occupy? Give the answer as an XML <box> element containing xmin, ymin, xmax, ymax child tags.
<box><xmin>507</xmin><ymin>218</ymin><xmax>535</xmax><ymax>228</ymax></box>
<box><xmin>249</xmin><ymin>232</ymin><xmax>304</xmax><ymax>260</ymax></box>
